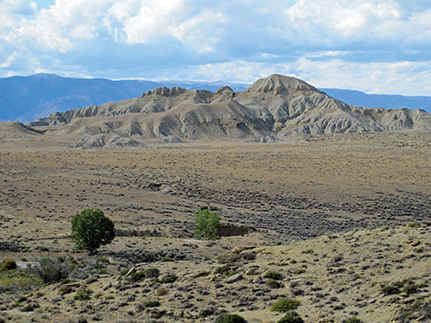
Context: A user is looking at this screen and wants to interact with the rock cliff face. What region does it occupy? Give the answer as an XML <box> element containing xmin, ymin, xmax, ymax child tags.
<box><xmin>27</xmin><ymin>74</ymin><xmax>431</xmax><ymax>143</ymax></box>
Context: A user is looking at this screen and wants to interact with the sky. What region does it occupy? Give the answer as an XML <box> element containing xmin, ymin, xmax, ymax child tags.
<box><xmin>1</xmin><ymin>0</ymin><xmax>431</xmax><ymax>95</ymax></box>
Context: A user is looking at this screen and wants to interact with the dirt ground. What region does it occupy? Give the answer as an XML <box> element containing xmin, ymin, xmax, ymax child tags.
<box><xmin>1</xmin><ymin>131</ymin><xmax>431</xmax><ymax>322</ymax></box>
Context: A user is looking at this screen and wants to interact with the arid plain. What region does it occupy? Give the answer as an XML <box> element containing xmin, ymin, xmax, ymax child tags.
<box><xmin>1</xmin><ymin>130</ymin><xmax>431</xmax><ymax>323</ymax></box>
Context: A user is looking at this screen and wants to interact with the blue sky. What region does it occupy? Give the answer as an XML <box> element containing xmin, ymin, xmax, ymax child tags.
<box><xmin>1</xmin><ymin>0</ymin><xmax>431</xmax><ymax>95</ymax></box>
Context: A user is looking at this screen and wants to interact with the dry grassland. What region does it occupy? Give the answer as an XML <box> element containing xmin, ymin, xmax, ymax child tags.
<box><xmin>1</xmin><ymin>131</ymin><xmax>431</xmax><ymax>322</ymax></box>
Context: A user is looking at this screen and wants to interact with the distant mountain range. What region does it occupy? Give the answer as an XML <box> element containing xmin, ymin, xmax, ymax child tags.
<box><xmin>0</xmin><ymin>73</ymin><xmax>430</xmax><ymax>123</ymax></box>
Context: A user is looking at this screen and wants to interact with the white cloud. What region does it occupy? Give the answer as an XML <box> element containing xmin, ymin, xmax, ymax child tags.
<box><xmin>0</xmin><ymin>0</ymin><xmax>37</xmax><ymax>16</ymax></box>
<box><xmin>0</xmin><ymin>0</ymin><xmax>431</xmax><ymax>95</ymax></box>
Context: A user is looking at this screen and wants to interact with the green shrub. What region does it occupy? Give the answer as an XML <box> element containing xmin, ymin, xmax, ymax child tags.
<box><xmin>129</xmin><ymin>271</ymin><xmax>146</xmax><ymax>282</ymax></box>
<box><xmin>2</xmin><ymin>259</ymin><xmax>17</xmax><ymax>271</ymax></box>
<box><xmin>277</xmin><ymin>313</ymin><xmax>304</xmax><ymax>323</ymax></box>
<box><xmin>303</xmin><ymin>249</ymin><xmax>315</xmax><ymax>254</ymax></box>
<box><xmin>270</xmin><ymin>298</ymin><xmax>301</xmax><ymax>312</ymax></box>
<box><xmin>144</xmin><ymin>300</ymin><xmax>160</xmax><ymax>307</ymax></box>
<box><xmin>160</xmin><ymin>274</ymin><xmax>177</xmax><ymax>283</ymax></box>
<box><xmin>58</xmin><ymin>285</ymin><xmax>74</xmax><ymax>295</ymax></box>
<box><xmin>20</xmin><ymin>304</ymin><xmax>34</xmax><ymax>312</ymax></box>
<box><xmin>381</xmin><ymin>285</ymin><xmax>400</xmax><ymax>295</ymax></box>
<box><xmin>217</xmin><ymin>264</ymin><xmax>233</xmax><ymax>275</ymax></box>
<box><xmin>200</xmin><ymin>308</ymin><xmax>215</xmax><ymax>317</ymax></box>
<box><xmin>345</xmin><ymin>317</ymin><xmax>363</xmax><ymax>323</ymax></box>
<box><xmin>143</xmin><ymin>267</ymin><xmax>160</xmax><ymax>278</ymax></box>
<box><xmin>71</xmin><ymin>208</ymin><xmax>115</xmax><ymax>255</ymax></box>
<box><xmin>194</xmin><ymin>206</ymin><xmax>221</xmax><ymax>239</ymax></box>
<box><xmin>15</xmin><ymin>296</ymin><xmax>27</xmax><ymax>306</ymax></box>
<box><xmin>404</xmin><ymin>284</ymin><xmax>422</xmax><ymax>295</ymax></box>
<box><xmin>161</xmin><ymin>256</ymin><xmax>175</xmax><ymax>262</ymax></box>
<box><xmin>266</xmin><ymin>279</ymin><xmax>281</xmax><ymax>288</ymax></box>
<box><xmin>264</xmin><ymin>271</ymin><xmax>282</xmax><ymax>280</ymax></box>
<box><xmin>155</xmin><ymin>288</ymin><xmax>168</xmax><ymax>296</ymax></box>
<box><xmin>74</xmin><ymin>289</ymin><xmax>92</xmax><ymax>301</ymax></box>
<box><xmin>216</xmin><ymin>252</ymin><xmax>255</xmax><ymax>264</ymax></box>
<box><xmin>215</xmin><ymin>313</ymin><xmax>246</xmax><ymax>323</ymax></box>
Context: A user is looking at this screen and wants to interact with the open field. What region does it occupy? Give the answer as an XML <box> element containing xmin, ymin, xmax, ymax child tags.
<box><xmin>1</xmin><ymin>131</ymin><xmax>431</xmax><ymax>322</ymax></box>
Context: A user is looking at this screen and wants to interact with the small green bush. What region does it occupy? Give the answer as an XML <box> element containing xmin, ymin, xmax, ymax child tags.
<box><xmin>15</xmin><ymin>296</ymin><xmax>27</xmax><ymax>306</ymax></box>
<box><xmin>270</xmin><ymin>298</ymin><xmax>301</xmax><ymax>312</ymax></box>
<box><xmin>129</xmin><ymin>271</ymin><xmax>146</xmax><ymax>282</ymax></box>
<box><xmin>144</xmin><ymin>300</ymin><xmax>160</xmax><ymax>307</ymax></box>
<box><xmin>266</xmin><ymin>279</ymin><xmax>281</xmax><ymax>289</ymax></box>
<box><xmin>215</xmin><ymin>313</ymin><xmax>246</xmax><ymax>323</ymax></box>
<box><xmin>264</xmin><ymin>271</ymin><xmax>282</xmax><ymax>280</ymax></box>
<box><xmin>277</xmin><ymin>313</ymin><xmax>304</xmax><ymax>323</ymax></box>
<box><xmin>200</xmin><ymin>308</ymin><xmax>215</xmax><ymax>317</ymax></box>
<box><xmin>381</xmin><ymin>285</ymin><xmax>400</xmax><ymax>295</ymax></box>
<box><xmin>216</xmin><ymin>252</ymin><xmax>255</xmax><ymax>264</ymax></box>
<box><xmin>58</xmin><ymin>285</ymin><xmax>74</xmax><ymax>295</ymax></box>
<box><xmin>345</xmin><ymin>317</ymin><xmax>363</xmax><ymax>323</ymax></box>
<box><xmin>74</xmin><ymin>289</ymin><xmax>92</xmax><ymax>301</ymax></box>
<box><xmin>161</xmin><ymin>256</ymin><xmax>175</xmax><ymax>262</ymax></box>
<box><xmin>217</xmin><ymin>264</ymin><xmax>233</xmax><ymax>275</ymax></box>
<box><xmin>2</xmin><ymin>259</ymin><xmax>17</xmax><ymax>271</ymax></box>
<box><xmin>143</xmin><ymin>267</ymin><xmax>160</xmax><ymax>278</ymax></box>
<box><xmin>155</xmin><ymin>288</ymin><xmax>168</xmax><ymax>296</ymax></box>
<box><xmin>20</xmin><ymin>304</ymin><xmax>34</xmax><ymax>312</ymax></box>
<box><xmin>159</xmin><ymin>274</ymin><xmax>177</xmax><ymax>284</ymax></box>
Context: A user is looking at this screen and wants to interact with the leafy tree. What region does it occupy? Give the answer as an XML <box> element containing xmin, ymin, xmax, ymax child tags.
<box><xmin>194</xmin><ymin>206</ymin><xmax>221</xmax><ymax>239</ymax></box>
<box><xmin>71</xmin><ymin>209</ymin><xmax>115</xmax><ymax>255</ymax></box>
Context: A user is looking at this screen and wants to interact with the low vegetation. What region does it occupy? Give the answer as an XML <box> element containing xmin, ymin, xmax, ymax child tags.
<box><xmin>270</xmin><ymin>298</ymin><xmax>301</xmax><ymax>312</ymax></box>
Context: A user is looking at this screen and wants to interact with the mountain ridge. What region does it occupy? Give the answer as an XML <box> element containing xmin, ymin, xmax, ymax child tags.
<box><xmin>19</xmin><ymin>74</ymin><xmax>431</xmax><ymax>147</ymax></box>
<box><xmin>1</xmin><ymin>73</ymin><xmax>431</xmax><ymax>124</ymax></box>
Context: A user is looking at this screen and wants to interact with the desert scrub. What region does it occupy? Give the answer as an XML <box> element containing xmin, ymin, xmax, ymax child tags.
<box><xmin>58</xmin><ymin>284</ymin><xmax>74</xmax><ymax>295</ymax></box>
<box><xmin>266</xmin><ymin>279</ymin><xmax>281</xmax><ymax>288</ymax></box>
<box><xmin>155</xmin><ymin>288</ymin><xmax>168</xmax><ymax>296</ymax></box>
<box><xmin>270</xmin><ymin>298</ymin><xmax>301</xmax><ymax>312</ymax></box>
<box><xmin>215</xmin><ymin>313</ymin><xmax>246</xmax><ymax>323</ymax></box>
<box><xmin>277</xmin><ymin>312</ymin><xmax>304</xmax><ymax>323</ymax></box>
<box><xmin>29</xmin><ymin>254</ymin><xmax>70</xmax><ymax>284</ymax></box>
<box><xmin>161</xmin><ymin>256</ymin><xmax>175</xmax><ymax>262</ymax></box>
<box><xmin>345</xmin><ymin>317</ymin><xmax>363</xmax><ymax>323</ymax></box>
<box><xmin>292</xmin><ymin>268</ymin><xmax>306</xmax><ymax>275</ymax></box>
<box><xmin>15</xmin><ymin>296</ymin><xmax>27</xmax><ymax>306</ymax></box>
<box><xmin>158</xmin><ymin>274</ymin><xmax>177</xmax><ymax>284</ymax></box>
<box><xmin>74</xmin><ymin>289</ymin><xmax>92</xmax><ymax>301</ymax></box>
<box><xmin>264</xmin><ymin>271</ymin><xmax>282</xmax><ymax>280</ymax></box>
<box><xmin>217</xmin><ymin>264</ymin><xmax>234</xmax><ymax>276</ymax></box>
<box><xmin>1</xmin><ymin>259</ymin><xmax>17</xmax><ymax>271</ymax></box>
<box><xmin>303</xmin><ymin>249</ymin><xmax>315</xmax><ymax>254</ymax></box>
<box><xmin>143</xmin><ymin>267</ymin><xmax>160</xmax><ymax>278</ymax></box>
<box><xmin>128</xmin><ymin>271</ymin><xmax>146</xmax><ymax>282</ymax></box>
<box><xmin>144</xmin><ymin>300</ymin><xmax>160</xmax><ymax>307</ymax></box>
<box><xmin>381</xmin><ymin>285</ymin><xmax>400</xmax><ymax>295</ymax></box>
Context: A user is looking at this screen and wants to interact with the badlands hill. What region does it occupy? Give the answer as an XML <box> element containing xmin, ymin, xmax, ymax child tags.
<box><xmin>17</xmin><ymin>74</ymin><xmax>431</xmax><ymax>146</ymax></box>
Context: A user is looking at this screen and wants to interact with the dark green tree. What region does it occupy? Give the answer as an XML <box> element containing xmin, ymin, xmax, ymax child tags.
<box><xmin>194</xmin><ymin>206</ymin><xmax>221</xmax><ymax>239</ymax></box>
<box><xmin>71</xmin><ymin>209</ymin><xmax>115</xmax><ymax>255</ymax></box>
